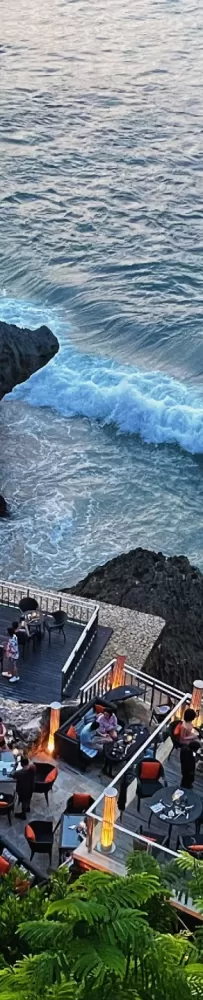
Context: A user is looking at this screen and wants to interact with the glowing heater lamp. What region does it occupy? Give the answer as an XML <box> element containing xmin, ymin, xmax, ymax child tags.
<box><xmin>191</xmin><ymin>680</ymin><xmax>203</xmax><ymax>723</ymax></box>
<box><xmin>97</xmin><ymin>787</ymin><xmax>118</xmax><ymax>854</ymax></box>
<box><xmin>48</xmin><ymin>702</ymin><xmax>61</xmax><ymax>754</ymax></box>
<box><xmin>111</xmin><ymin>655</ymin><xmax>125</xmax><ymax>689</ymax></box>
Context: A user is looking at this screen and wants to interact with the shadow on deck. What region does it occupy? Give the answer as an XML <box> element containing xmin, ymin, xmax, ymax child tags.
<box><xmin>0</xmin><ymin>604</ymin><xmax>112</xmax><ymax>704</ymax></box>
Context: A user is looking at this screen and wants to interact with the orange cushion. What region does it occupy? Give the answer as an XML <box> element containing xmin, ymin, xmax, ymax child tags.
<box><xmin>73</xmin><ymin>793</ymin><xmax>89</xmax><ymax>810</ymax></box>
<box><xmin>0</xmin><ymin>855</ymin><xmax>10</xmax><ymax>874</ymax></box>
<box><xmin>25</xmin><ymin>824</ymin><xmax>36</xmax><ymax>841</ymax></box>
<box><xmin>44</xmin><ymin>767</ymin><xmax>58</xmax><ymax>784</ymax></box>
<box><xmin>0</xmin><ymin>801</ymin><xmax>9</xmax><ymax>808</ymax></box>
<box><xmin>174</xmin><ymin>723</ymin><xmax>182</xmax><ymax>737</ymax></box>
<box><xmin>66</xmin><ymin>725</ymin><xmax>77</xmax><ymax>739</ymax></box>
<box><xmin>95</xmin><ymin>704</ymin><xmax>105</xmax><ymax>714</ymax></box>
<box><xmin>140</xmin><ymin>761</ymin><xmax>160</xmax><ymax>780</ymax></box>
<box><xmin>188</xmin><ymin>844</ymin><xmax>203</xmax><ymax>852</ymax></box>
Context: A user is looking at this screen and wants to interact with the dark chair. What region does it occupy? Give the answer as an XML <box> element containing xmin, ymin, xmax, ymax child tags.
<box><xmin>150</xmin><ymin>704</ymin><xmax>172</xmax><ymax>726</ymax></box>
<box><xmin>134</xmin><ymin>824</ymin><xmax>169</xmax><ymax>855</ymax></box>
<box><xmin>44</xmin><ymin>611</ymin><xmax>67</xmax><ymax>645</ymax></box>
<box><xmin>19</xmin><ymin>597</ymin><xmax>39</xmax><ymax>614</ymax></box>
<box><xmin>66</xmin><ymin>793</ymin><xmax>94</xmax><ymax>814</ymax></box>
<box><xmin>34</xmin><ymin>762</ymin><xmax>58</xmax><ymax>804</ymax></box>
<box><xmin>176</xmin><ymin>833</ymin><xmax>203</xmax><ymax>859</ymax></box>
<box><xmin>136</xmin><ymin>760</ymin><xmax>167</xmax><ymax>814</ymax></box>
<box><xmin>25</xmin><ymin>820</ymin><xmax>53</xmax><ymax>864</ymax></box>
<box><xmin>0</xmin><ymin>793</ymin><xmax>15</xmax><ymax>826</ymax></box>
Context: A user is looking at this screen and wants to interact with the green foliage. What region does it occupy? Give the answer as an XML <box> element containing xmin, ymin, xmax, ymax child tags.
<box><xmin>0</xmin><ymin>855</ymin><xmax>203</xmax><ymax>1000</ymax></box>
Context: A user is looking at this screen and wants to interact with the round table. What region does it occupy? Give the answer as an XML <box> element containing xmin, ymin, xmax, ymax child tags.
<box><xmin>149</xmin><ymin>785</ymin><xmax>202</xmax><ymax>844</ymax></box>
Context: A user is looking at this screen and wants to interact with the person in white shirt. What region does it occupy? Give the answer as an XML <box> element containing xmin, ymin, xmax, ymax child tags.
<box><xmin>6</xmin><ymin>627</ymin><xmax>20</xmax><ymax>682</ymax></box>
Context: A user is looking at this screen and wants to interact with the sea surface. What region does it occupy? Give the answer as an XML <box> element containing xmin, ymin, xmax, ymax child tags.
<box><xmin>0</xmin><ymin>0</ymin><xmax>203</xmax><ymax>588</ymax></box>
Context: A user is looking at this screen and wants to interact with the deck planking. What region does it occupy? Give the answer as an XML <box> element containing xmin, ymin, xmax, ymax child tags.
<box><xmin>0</xmin><ymin>604</ymin><xmax>112</xmax><ymax>704</ymax></box>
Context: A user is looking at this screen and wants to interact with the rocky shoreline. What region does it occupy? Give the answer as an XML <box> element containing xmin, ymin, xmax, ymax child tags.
<box><xmin>0</xmin><ymin>319</ymin><xmax>58</xmax><ymax>514</ymax></box>
<box><xmin>69</xmin><ymin>548</ymin><xmax>203</xmax><ymax>693</ymax></box>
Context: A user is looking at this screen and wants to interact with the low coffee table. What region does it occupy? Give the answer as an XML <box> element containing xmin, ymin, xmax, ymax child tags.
<box><xmin>103</xmin><ymin>725</ymin><xmax>149</xmax><ymax>777</ymax></box>
<box><xmin>149</xmin><ymin>785</ymin><xmax>202</xmax><ymax>845</ymax></box>
<box><xmin>59</xmin><ymin>813</ymin><xmax>82</xmax><ymax>862</ymax></box>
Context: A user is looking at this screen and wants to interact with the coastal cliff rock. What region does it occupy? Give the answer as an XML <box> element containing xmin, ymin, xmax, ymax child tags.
<box><xmin>0</xmin><ymin>319</ymin><xmax>58</xmax><ymax>514</ymax></box>
<box><xmin>0</xmin><ymin>320</ymin><xmax>58</xmax><ymax>402</ymax></box>
<box><xmin>68</xmin><ymin>548</ymin><xmax>203</xmax><ymax>692</ymax></box>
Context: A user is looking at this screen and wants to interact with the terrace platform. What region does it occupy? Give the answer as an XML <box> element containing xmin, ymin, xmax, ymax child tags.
<box><xmin>0</xmin><ymin>604</ymin><xmax>112</xmax><ymax>704</ymax></box>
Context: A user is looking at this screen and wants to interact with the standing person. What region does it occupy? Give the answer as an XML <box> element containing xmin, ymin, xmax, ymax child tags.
<box><xmin>6</xmin><ymin>627</ymin><xmax>20</xmax><ymax>682</ymax></box>
<box><xmin>180</xmin><ymin>743</ymin><xmax>200</xmax><ymax>788</ymax></box>
<box><xmin>179</xmin><ymin>708</ymin><xmax>199</xmax><ymax>744</ymax></box>
<box><xmin>15</xmin><ymin>756</ymin><xmax>36</xmax><ymax>819</ymax></box>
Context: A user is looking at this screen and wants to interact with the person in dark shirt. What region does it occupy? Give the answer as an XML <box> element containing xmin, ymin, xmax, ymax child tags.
<box><xmin>15</xmin><ymin>755</ymin><xmax>36</xmax><ymax>819</ymax></box>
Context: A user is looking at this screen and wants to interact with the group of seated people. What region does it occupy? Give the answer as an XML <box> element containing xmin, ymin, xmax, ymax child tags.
<box><xmin>80</xmin><ymin>707</ymin><xmax>119</xmax><ymax>752</ymax></box>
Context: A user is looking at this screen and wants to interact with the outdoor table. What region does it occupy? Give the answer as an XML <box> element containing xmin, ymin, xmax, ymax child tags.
<box><xmin>104</xmin><ymin>684</ymin><xmax>145</xmax><ymax>705</ymax></box>
<box><xmin>149</xmin><ymin>784</ymin><xmax>202</xmax><ymax>845</ymax></box>
<box><xmin>59</xmin><ymin>813</ymin><xmax>83</xmax><ymax>862</ymax></box>
<box><xmin>103</xmin><ymin>724</ymin><xmax>149</xmax><ymax>777</ymax></box>
<box><xmin>0</xmin><ymin>751</ymin><xmax>16</xmax><ymax>794</ymax></box>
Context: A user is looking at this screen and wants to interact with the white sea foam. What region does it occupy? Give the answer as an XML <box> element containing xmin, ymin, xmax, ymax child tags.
<box><xmin>1</xmin><ymin>297</ymin><xmax>203</xmax><ymax>454</ymax></box>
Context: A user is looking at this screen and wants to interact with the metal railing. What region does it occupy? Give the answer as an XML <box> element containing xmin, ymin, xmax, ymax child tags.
<box><xmin>0</xmin><ymin>579</ymin><xmax>97</xmax><ymax>625</ymax></box>
<box><xmin>61</xmin><ymin>606</ymin><xmax>99</xmax><ymax>698</ymax></box>
<box><xmin>80</xmin><ymin>657</ymin><xmax>186</xmax><ymax>714</ymax></box>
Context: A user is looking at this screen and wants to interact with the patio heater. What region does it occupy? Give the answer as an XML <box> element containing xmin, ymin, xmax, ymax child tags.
<box><xmin>97</xmin><ymin>787</ymin><xmax>118</xmax><ymax>854</ymax></box>
<box><xmin>47</xmin><ymin>701</ymin><xmax>61</xmax><ymax>754</ymax></box>
<box><xmin>111</xmin><ymin>655</ymin><xmax>125</xmax><ymax>689</ymax></box>
<box><xmin>191</xmin><ymin>680</ymin><xmax>203</xmax><ymax>724</ymax></box>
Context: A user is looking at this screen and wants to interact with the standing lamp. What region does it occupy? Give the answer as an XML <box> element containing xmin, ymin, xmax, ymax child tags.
<box><xmin>97</xmin><ymin>787</ymin><xmax>118</xmax><ymax>854</ymax></box>
<box><xmin>47</xmin><ymin>702</ymin><xmax>61</xmax><ymax>754</ymax></box>
<box><xmin>191</xmin><ymin>680</ymin><xmax>203</xmax><ymax>725</ymax></box>
<box><xmin>111</xmin><ymin>655</ymin><xmax>125</xmax><ymax>689</ymax></box>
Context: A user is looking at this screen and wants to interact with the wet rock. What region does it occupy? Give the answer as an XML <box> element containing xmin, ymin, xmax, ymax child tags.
<box><xmin>0</xmin><ymin>495</ymin><xmax>9</xmax><ymax>517</ymax></box>
<box><xmin>66</xmin><ymin>547</ymin><xmax>203</xmax><ymax>692</ymax></box>
<box><xmin>0</xmin><ymin>320</ymin><xmax>58</xmax><ymax>402</ymax></box>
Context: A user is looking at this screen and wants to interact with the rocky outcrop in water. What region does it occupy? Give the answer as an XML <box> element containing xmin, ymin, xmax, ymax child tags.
<box><xmin>0</xmin><ymin>319</ymin><xmax>58</xmax><ymax>514</ymax></box>
<box><xmin>0</xmin><ymin>320</ymin><xmax>58</xmax><ymax>402</ymax></box>
<box><xmin>68</xmin><ymin>548</ymin><xmax>203</xmax><ymax>692</ymax></box>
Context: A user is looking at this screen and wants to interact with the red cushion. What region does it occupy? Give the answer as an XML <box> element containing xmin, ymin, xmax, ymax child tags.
<box><xmin>0</xmin><ymin>801</ymin><xmax>9</xmax><ymax>808</ymax></box>
<box><xmin>188</xmin><ymin>844</ymin><xmax>203</xmax><ymax>852</ymax></box>
<box><xmin>66</xmin><ymin>725</ymin><xmax>77</xmax><ymax>739</ymax></box>
<box><xmin>0</xmin><ymin>855</ymin><xmax>10</xmax><ymax>874</ymax></box>
<box><xmin>25</xmin><ymin>824</ymin><xmax>36</xmax><ymax>841</ymax></box>
<box><xmin>140</xmin><ymin>761</ymin><xmax>161</xmax><ymax>780</ymax></box>
<box><xmin>95</xmin><ymin>704</ymin><xmax>105</xmax><ymax>714</ymax></box>
<box><xmin>73</xmin><ymin>793</ymin><xmax>90</xmax><ymax>810</ymax></box>
<box><xmin>174</xmin><ymin>723</ymin><xmax>182</xmax><ymax>737</ymax></box>
<box><xmin>44</xmin><ymin>767</ymin><xmax>58</xmax><ymax>784</ymax></box>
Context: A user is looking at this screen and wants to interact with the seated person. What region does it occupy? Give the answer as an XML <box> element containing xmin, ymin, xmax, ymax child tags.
<box><xmin>179</xmin><ymin>708</ymin><xmax>200</xmax><ymax>746</ymax></box>
<box><xmin>12</xmin><ymin>619</ymin><xmax>30</xmax><ymax>638</ymax></box>
<box><xmin>97</xmin><ymin>707</ymin><xmax>118</xmax><ymax>741</ymax></box>
<box><xmin>80</xmin><ymin>720</ymin><xmax>104</xmax><ymax>750</ymax></box>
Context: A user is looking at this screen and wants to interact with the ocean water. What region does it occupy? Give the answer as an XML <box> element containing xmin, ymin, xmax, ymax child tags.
<box><xmin>0</xmin><ymin>0</ymin><xmax>203</xmax><ymax>587</ymax></box>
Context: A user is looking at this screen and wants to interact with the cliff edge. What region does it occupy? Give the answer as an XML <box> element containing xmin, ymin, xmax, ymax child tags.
<box><xmin>67</xmin><ymin>547</ymin><xmax>203</xmax><ymax>692</ymax></box>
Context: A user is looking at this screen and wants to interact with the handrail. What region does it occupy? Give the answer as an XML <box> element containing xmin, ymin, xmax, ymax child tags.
<box><xmin>61</xmin><ymin>605</ymin><xmax>99</xmax><ymax>698</ymax></box>
<box><xmin>0</xmin><ymin>579</ymin><xmax>97</xmax><ymax>623</ymax></box>
<box><xmin>86</xmin><ymin>692</ymin><xmax>189</xmax><ymax>818</ymax></box>
<box><xmin>80</xmin><ymin>657</ymin><xmax>185</xmax><ymax>701</ymax></box>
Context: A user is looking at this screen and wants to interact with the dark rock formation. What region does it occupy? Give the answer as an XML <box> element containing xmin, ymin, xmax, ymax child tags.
<box><xmin>0</xmin><ymin>495</ymin><xmax>9</xmax><ymax>517</ymax></box>
<box><xmin>67</xmin><ymin>548</ymin><xmax>203</xmax><ymax>692</ymax></box>
<box><xmin>0</xmin><ymin>319</ymin><xmax>58</xmax><ymax>513</ymax></box>
<box><xmin>0</xmin><ymin>320</ymin><xmax>58</xmax><ymax>402</ymax></box>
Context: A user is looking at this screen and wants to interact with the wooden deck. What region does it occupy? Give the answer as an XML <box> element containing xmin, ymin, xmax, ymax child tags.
<box><xmin>0</xmin><ymin>604</ymin><xmax>112</xmax><ymax>704</ymax></box>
